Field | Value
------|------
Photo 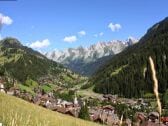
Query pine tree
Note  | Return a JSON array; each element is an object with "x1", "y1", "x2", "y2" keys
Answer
[
  {"x1": 78, "y1": 103, "x2": 90, "y2": 120},
  {"x1": 162, "y1": 89, "x2": 168, "y2": 109}
]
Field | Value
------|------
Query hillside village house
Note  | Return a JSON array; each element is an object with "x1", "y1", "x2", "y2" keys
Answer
[
  {"x1": 134, "y1": 112, "x2": 167, "y2": 126},
  {"x1": 6, "y1": 86, "x2": 20, "y2": 96},
  {"x1": 54, "y1": 105, "x2": 80, "y2": 117},
  {"x1": 89, "y1": 105, "x2": 119, "y2": 126},
  {"x1": 0, "y1": 77, "x2": 5, "y2": 92},
  {"x1": 103, "y1": 94, "x2": 118, "y2": 103},
  {"x1": 0, "y1": 77, "x2": 20, "y2": 96},
  {"x1": 0, "y1": 83, "x2": 5, "y2": 93},
  {"x1": 148, "y1": 112, "x2": 160, "y2": 123},
  {"x1": 161, "y1": 117, "x2": 168, "y2": 125},
  {"x1": 6, "y1": 87, "x2": 14, "y2": 95},
  {"x1": 32, "y1": 92, "x2": 56, "y2": 106}
]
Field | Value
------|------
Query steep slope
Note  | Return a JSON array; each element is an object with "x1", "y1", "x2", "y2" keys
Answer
[
  {"x1": 45, "y1": 38, "x2": 138, "y2": 76},
  {"x1": 0, "y1": 93, "x2": 101, "y2": 126},
  {"x1": 0, "y1": 38, "x2": 82, "y2": 87},
  {"x1": 68, "y1": 55, "x2": 114, "y2": 76},
  {"x1": 89, "y1": 17, "x2": 168, "y2": 98}
]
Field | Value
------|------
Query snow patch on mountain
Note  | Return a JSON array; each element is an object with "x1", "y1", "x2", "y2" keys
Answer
[{"x1": 45, "y1": 38, "x2": 138, "y2": 64}]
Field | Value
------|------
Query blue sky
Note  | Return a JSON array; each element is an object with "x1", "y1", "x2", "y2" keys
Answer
[{"x1": 0, "y1": 0, "x2": 168, "y2": 52}]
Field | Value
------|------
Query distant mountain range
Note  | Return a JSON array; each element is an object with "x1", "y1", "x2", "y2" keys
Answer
[
  {"x1": 45, "y1": 38, "x2": 138, "y2": 76},
  {"x1": 89, "y1": 17, "x2": 168, "y2": 98}
]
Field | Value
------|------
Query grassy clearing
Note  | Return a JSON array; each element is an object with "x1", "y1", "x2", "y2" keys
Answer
[
  {"x1": 110, "y1": 64, "x2": 128, "y2": 76},
  {"x1": 41, "y1": 84, "x2": 53, "y2": 93},
  {"x1": 62, "y1": 74, "x2": 74, "y2": 83},
  {"x1": 0, "y1": 93, "x2": 102, "y2": 126},
  {"x1": 0, "y1": 52, "x2": 22, "y2": 64},
  {"x1": 18, "y1": 84, "x2": 35, "y2": 95},
  {"x1": 77, "y1": 86, "x2": 102, "y2": 98}
]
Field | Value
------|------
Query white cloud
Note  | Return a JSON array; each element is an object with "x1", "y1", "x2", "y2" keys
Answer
[
  {"x1": 0, "y1": 13, "x2": 13, "y2": 25},
  {"x1": 108, "y1": 22, "x2": 121, "y2": 32},
  {"x1": 94, "y1": 32, "x2": 104, "y2": 37},
  {"x1": 29, "y1": 39, "x2": 50, "y2": 49},
  {"x1": 63, "y1": 35, "x2": 77, "y2": 43},
  {"x1": 99, "y1": 32, "x2": 104, "y2": 36},
  {"x1": 78, "y1": 30, "x2": 86, "y2": 36},
  {"x1": 26, "y1": 43, "x2": 30, "y2": 46}
]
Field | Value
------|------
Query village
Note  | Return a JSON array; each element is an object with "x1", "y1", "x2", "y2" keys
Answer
[{"x1": 0, "y1": 78, "x2": 168, "y2": 126}]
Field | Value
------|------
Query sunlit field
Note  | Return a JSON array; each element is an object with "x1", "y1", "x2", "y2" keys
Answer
[{"x1": 0, "y1": 93, "x2": 102, "y2": 126}]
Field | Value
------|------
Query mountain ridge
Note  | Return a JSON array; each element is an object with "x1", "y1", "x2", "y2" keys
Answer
[{"x1": 45, "y1": 38, "x2": 138, "y2": 76}]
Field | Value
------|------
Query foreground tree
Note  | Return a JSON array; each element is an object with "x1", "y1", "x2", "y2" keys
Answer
[
  {"x1": 78, "y1": 103, "x2": 90, "y2": 120},
  {"x1": 162, "y1": 89, "x2": 168, "y2": 109}
]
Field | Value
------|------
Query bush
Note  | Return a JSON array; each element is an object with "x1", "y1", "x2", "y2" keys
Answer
[
  {"x1": 80, "y1": 83, "x2": 92, "y2": 89},
  {"x1": 4, "y1": 82, "x2": 13, "y2": 90},
  {"x1": 79, "y1": 104, "x2": 90, "y2": 120},
  {"x1": 162, "y1": 90, "x2": 168, "y2": 109},
  {"x1": 53, "y1": 91, "x2": 74, "y2": 102}
]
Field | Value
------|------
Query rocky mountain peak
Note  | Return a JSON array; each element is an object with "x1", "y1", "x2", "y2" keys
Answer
[
  {"x1": 45, "y1": 38, "x2": 138, "y2": 75},
  {"x1": 0, "y1": 37, "x2": 22, "y2": 48}
]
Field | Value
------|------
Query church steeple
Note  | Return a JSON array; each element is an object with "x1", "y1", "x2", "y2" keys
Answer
[{"x1": 74, "y1": 92, "x2": 78, "y2": 105}]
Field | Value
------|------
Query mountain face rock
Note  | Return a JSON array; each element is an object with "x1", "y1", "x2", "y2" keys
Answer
[{"x1": 45, "y1": 38, "x2": 138, "y2": 76}]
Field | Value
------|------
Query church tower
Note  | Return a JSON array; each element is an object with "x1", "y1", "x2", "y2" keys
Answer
[{"x1": 74, "y1": 92, "x2": 78, "y2": 105}]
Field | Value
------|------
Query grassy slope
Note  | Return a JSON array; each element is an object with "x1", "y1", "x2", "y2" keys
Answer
[
  {"x1": 0, "y1": 93, "x2": 101, "y2": 126},
  {"x1": 78, "y1": 86, "x2": 102, "y2": 99}
]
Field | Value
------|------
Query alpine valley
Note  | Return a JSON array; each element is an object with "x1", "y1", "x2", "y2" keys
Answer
[{"x1": 0, "y1": 14, "x2": 168, "y2": 126}]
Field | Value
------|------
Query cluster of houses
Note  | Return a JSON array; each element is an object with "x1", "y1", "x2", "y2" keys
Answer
[
  {"x1": 89, "y1": 105, "x2": 120, "y2": 125},
  {"x1": 134, "y1": 112, "x2": 168, "y2": 126},
  {"x1": 32, "y1": 91, "x2": 81, "y2": 117},
  {"x1": 102, "y1": 94, "x2": 148, "y2": 107},
  {"x1": 1, "y1": 79, "x2": 168, "y2": 126},
  {"x1": 30, "y1": 90, "x2": 122, "y2": 125}
]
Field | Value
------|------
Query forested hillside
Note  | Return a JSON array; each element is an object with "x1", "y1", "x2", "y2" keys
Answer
[
  {"x1": 0, "y1": 38, "x2": 83, "y2": 87},
  {"x1": 90, "y1": 17, "x2": 168, "y2": 98}
]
